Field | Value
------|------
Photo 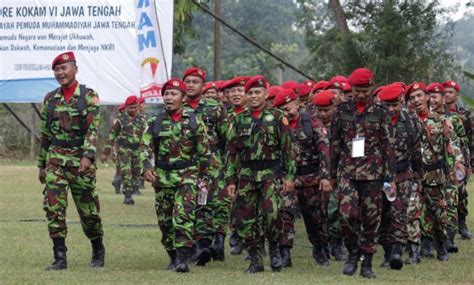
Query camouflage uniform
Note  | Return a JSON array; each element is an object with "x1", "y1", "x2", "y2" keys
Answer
[
  {"x1": 140, "y1": 110, "x2": 211, "y2": 250},
  {"x1": 288, "y1": 113, "x2": 330, "y2": 256},
  {"x1": 184, "y1": 98, "x2": 229, "y2": 244},
  {"x1": 225, "y1": 108, "x2": 296, "y2": 250},
  {"x1": 39, "y1": 84, "x2": 103, "y2": 241},
  {"x1": 330, "y1": 101, "x2": 395, "y2": 255},
  {"x1": 103, "y1": 111, "x2": 145, "y2": 199}
]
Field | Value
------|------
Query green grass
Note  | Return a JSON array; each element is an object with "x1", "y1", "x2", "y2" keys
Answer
[{"x1": 1, "y1": 165, "x2": 473, "y2": 284}]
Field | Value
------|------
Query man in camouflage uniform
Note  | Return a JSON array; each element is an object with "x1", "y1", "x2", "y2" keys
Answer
[
  {"x1": 377, "y1": 83, "x2": 423, "y2": 270},
  {"x1": 182, "y1": 67, "x2": 229, "y2": 265},
  {"x1": 273, "y1": 89, "x2": 332, "y2": 267},
  {"x1": 313, "y1": 90, "x2": 347, "y2": 261},
  {"x1": 428, "y1": 82, "x2": 469, "y2": 253},
  {"x1": 409, "y1": 82, "x2": 464, "y2": 261},
  {"x1": 137, "y1": 97, "x2": 147, "y2": 191},
  {"x1": 111, "y1": 103, "x2": 125, "y2": 194},
  {"x1": 443, "y1": 80, "x2": 473, "y2": 240},
  {"x1": 331, "y1": 68, "x2": 396, "y2": 278},
  {"x1": 38, "y1": 51, "x2": 104, "y2": 271},
  {"x1": 141, "y1": 78, "x2": 211, "y2": 273},
  {"x1": 226, "y1": 75, "x2": 296, "y2": 273},
  {"x1": 101, "y1": 96, "x2": 146, "y2": 205}
]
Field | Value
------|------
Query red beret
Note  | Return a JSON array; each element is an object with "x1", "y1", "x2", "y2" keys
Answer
[
  {"x1": 312, "y1": 90, "x2": 334, "y2": 106},
  {"x1": 313, "y1": 81, "x2": 329, "y2": 92},
  {"x1": 52, "y1": 51, "x2": 76, "y2": 70},
  {"x1": 325, "y1": 78, "x2": 344, "y2": 90},
  {"x1": 348, "y1": 68, "x2": 374, "y2": 87},
  {"x1": 426, "y1": 82, "x2": 445, "y2": 94},
  {"x1": 214, "y1": 80, "x2": 224, "y2": 91},
  {"x1": 182, "y1": 67, "x2": 206, "y2": 81},
  {"x1": 443, "y1": 80, "x2": 460, "y2": 92},
  {"x1": 224, "y1": 76, "x2": 251, "y2": 89},
  {"x1": 118, "y1": 104, "x2": 125, "y2": 111},
  {"x1": 125, "y1": 95, "x2": 138, "y2": 106},
  {"x1": 203, "y1": 82, "x2": 217, "y2": 93},
  {"x1": 268, "y1": 86, "x2": 283, "y2": 99},
  {"x1": 298, "y1": 83, "x2": 312, "y2": 97},
  {"x1": 302, "y1": 80, "x2": 316, "y2": 87},
  {"x1": 378, "y1": 83, "x2": 405, "y2": 102},
  {"x1": 341, "y1": 82, "x2": 352, "y2": 92},
  {"x1": 273, "y1": 89, "x2": 298, "y2": 107},
  {"x1": 161, "y1": 78, "x2": 187, "y2": 95},
  {"x1": 330, "y1": 75, "x2": 349, "y2": 84},
  {"x1": 281, "y1": 81, "x2": 300, "y2": 95},
  {"x1": 406, "y1": 82, "x2": 426, "y2": 95},
  {"x1": 244, "y1": 75, "x2": 268, "y2": 93}
]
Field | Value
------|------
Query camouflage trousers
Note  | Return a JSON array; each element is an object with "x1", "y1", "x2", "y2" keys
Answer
[
  {"x1": 279, "y1": 189, "x2": 296, "y2": 247},
  {"x1": 328, "y1": 186, "x2": 342, "y2": 239},
  {"x1": 421, "y1": 185, "x2": 448, "y2": 242},
  {"x1": 43, "y1": 162, "x2": 103, "y2": 240},
  {"x1": 118, "y1": 149, "x2": 141, "y2": 195},
  {"x1": 406, "y1": 184, "x2": 423, "y2": 244},
  {"x1": 231, "y1": 178, "x2": 282, "y2": 250},
  {"x1": 379, "y1": 179, "x2": 412, "y2": 245},
  {"x1": 458, "y1": 181, "x2": 469, "y2": 225},
  {"x1": 155, "y1": 184, "x2": 197, "y2": 250},
  {"x1": 113, "y1": 161, "x2": 122, "y2": 187},
  {"x1": 446, "y1": 183, "x2": 459, "y2": 232},
  {"x1": 339, "y1": 178, "x2": 382, "y2": 254},
  {"x1": 296, "y1": 185, "x2": 329, "y2": 246}
]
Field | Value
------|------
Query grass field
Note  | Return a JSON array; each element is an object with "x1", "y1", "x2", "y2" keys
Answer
[{"x1": 1, "y1": 164, "x2": 473, "y2": 284}]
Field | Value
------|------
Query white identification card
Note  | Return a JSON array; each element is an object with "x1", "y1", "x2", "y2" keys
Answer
[{"x1": 352, "y1": 136, "x2": 365, "y2": 158}]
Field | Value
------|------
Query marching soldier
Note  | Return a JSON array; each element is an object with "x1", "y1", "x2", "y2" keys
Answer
[{"x1": 39, "y1": 51, "x2": 104, "y2": 270}]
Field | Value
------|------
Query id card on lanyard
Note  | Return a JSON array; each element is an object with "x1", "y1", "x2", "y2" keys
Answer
[{"x1": 352, "y1": 135, "x2": 365, "y2": 158}]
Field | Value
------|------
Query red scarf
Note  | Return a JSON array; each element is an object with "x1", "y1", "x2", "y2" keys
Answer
[
  {"x1": 355, "y1": 102, "x2": 366, "y2": 113},
  {"x1": 234, "y1": 106, "x2": 246, "y2": 115},
  {"x1": 62, "y1": 81, "x2": 78, "y2": 103},
  {"x1": 289, "y1": 114, "x2": 300, "y2": 129},
  {"x1": 251, "y1": 109, "x2": 262, "y2": 119},
  {"x1": 418, "y1": 111, "x2": 429, "y2": 122},
  {"x1": 391, "y1": 115, "x2": 399, "y2": 125},
  {"x1": 187, "y1": 97, "x2": 201, "y2": 109},
  {"x1": 170, "y1": 109, "x2": 183, "y2": 122}
]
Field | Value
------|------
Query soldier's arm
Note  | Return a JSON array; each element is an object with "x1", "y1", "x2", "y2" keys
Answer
[
  {"x1": 454, "y1": 115, "x2": 470, "y2": 167},
  {"x1": 102, "y1": 118, "x2": 121, "y2": 156},
  {"x1": 280, "y1": 115, "x2": 296, "y2": 181},
  {"x1": 444, "y1": 116, "x2": 463, "y2": 169},
  {"x1": 38, "y1": 96, "x2": 53, "y2": 168},
  {"x1": 225, "y1": 117, "x2": 239, "y2": 185},
  {"x1": 381, "y1": 109, "x2": 396, "y2": 183},
  {"x1": 329, "y1": 109, "x2": 341, "y2": 179},
  {"x1": 216, "y1": 104, "x2": 229, "y2": 150},
  {"x1": 196, "y1": 119, "x2": 212, "y2": 178},
  {"x1": 411, "y1": 118, "x2": 424, "y2": 180},
  {"x1": 140, "y1": 117, "x2": 155, "y2": 175},
  {"x1": 82, "y1": 90, "x2": 100, "y2": 161},
  {"x1": 313, "y1": 119, "x2": 330, "y2": 180}
]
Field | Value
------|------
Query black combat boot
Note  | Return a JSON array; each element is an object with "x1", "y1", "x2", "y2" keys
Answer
[
  {"x1": 360, "y1": 253, "x2": 376, "y2": 279},
  {"x1": 268, "y1": 241, "x2": 282, "y2": 272},
  {"x1": 380, "y1": 244, "x2": 391, "y2": 268},
  {"x1": 166, "y1": 250, "x2": 177, "y2": 270},
  {"x1": 90, "y1": 238, "x2": 105, "y2": 267},
  {"x1": 211, "y1": 233, "x2": 225, "y2": 261},
  {"x1": 280, "y1": 245, "x2": 292, "y2": 268},
  {"x1": 111, "y1": 180, "x2": 121, "y2": 194},
  {"x1": 404, "y1": 242, "x2": 421, "y2": 264},
  {"x1": 312, "y1": 243, "x2": 329, "y2": 267},
  {"x1": 194, "y1": 239, "x2": 212, "y2": 266},
  {"x1": 433, "y1": 239, "x2": 449, "y2": 261},
  {"x1": 331, "y1": 237, "x2": 347, "y2": 261},
  {"x1": 123, "y1": 192, "x2": 135, "y2": 205},
  {"x1": 389, "y1": 242, "x2": 404, "y2": 270},
  {"x1": 420, "y1": 237, "x2": 434, "y2": 258},
  {"x1": 459, "y1": 218, "x2": 472, "y2": 240},
  {"x1": 175, "y1": 247, "x2": 190, "y2": 273},
  {"x1": 259, "y1": 237, "x2": 266, "y2": 257},
  {"x1": 446, "y1": 228, "x2": 459, "y2": 253},
  {"x1": 244, "y1": 248, "x2": 264, "y2": 273},
  {"x1": 45, "y1": 238, "x2": 67, "y2": 271},
  {"x1": 342, "y1": 243, "x2": 359, "y2": 276}
]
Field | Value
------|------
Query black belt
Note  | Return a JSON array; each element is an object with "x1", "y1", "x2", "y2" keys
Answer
[
  {"x1": 297, "y1": 163, "x2": 319, "y2": 175},
  {"x1": 118, "y1": 139, "x2": 140, "y2": 149},
  {"x1": 50, "y1": 137, "x2": 84, "y2": 148},
  {"x1": 396, "y1": 160, "x2": 410, "y2": 173},
  {"x1": 423, "y1": 160, "x2": 445, "y2": 172},
  {"x1": 241, "y1": 160, "x2": 280, "y2": 171},
  {"x1": 155, "y1": 160, "x2": 194, "y2": 171}
]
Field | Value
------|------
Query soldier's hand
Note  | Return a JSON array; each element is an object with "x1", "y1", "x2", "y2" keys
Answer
[
  {"x1": 144, "y1": 170, "x2": 156, "y2": 183},
  {"x1": 390, "y1": 182, "x2": 397, "y2": 197},
  {"x1": 283, "y1": 180, "x2": 294, "y2": 193},
  {"x1": 79, "y1": 157, "x2": 92, "y2": 173},
  {"x1": 226, "y1": 184, "x2": 236, "y2": 199},
  {"x1": 38, "y1": 168, "x2": 46, "y2": 184},
  {"x1": 319, "y1": 179, "x2": 332, "y2": 192},
  {"x1": 100, "y1": 153, "x2": 108, "y2": 164}
]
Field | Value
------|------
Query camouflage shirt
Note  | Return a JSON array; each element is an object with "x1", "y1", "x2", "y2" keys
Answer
[
  {"x1": 449, "y1": 106, "x2": 472, "y2": 168},
  {"x1": 443, "y1": 109, "x2": 470, "y2": 169},
  {"x1": 38, "y1": 83, "x2": 99, "y2": 168},
  {"x1": 225, "y1": 108, "x2": 296, "y2": 184},
  {"x1": 330, "y1": 101, "x2": 396, "y2": 181},
  {"x1": 140, "y1": 110, "x2": 211, "y2": 188},
  {"x1": 103, "y1": 112, "x2": 145, "y2": 154}
]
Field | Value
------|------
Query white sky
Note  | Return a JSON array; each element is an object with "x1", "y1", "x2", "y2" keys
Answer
[{"x1": 439, "y1": 0, "x2": 473, "y2": 20}]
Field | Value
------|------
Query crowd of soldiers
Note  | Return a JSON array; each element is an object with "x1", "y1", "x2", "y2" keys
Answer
[{"x1": 38, "y1": 51, "x2": 472, "y2": 278}]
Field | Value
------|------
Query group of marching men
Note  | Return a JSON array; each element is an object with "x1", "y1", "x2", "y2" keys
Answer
[{"x1": 39, "y1": 51, "x2": 472, "y2": 278}]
